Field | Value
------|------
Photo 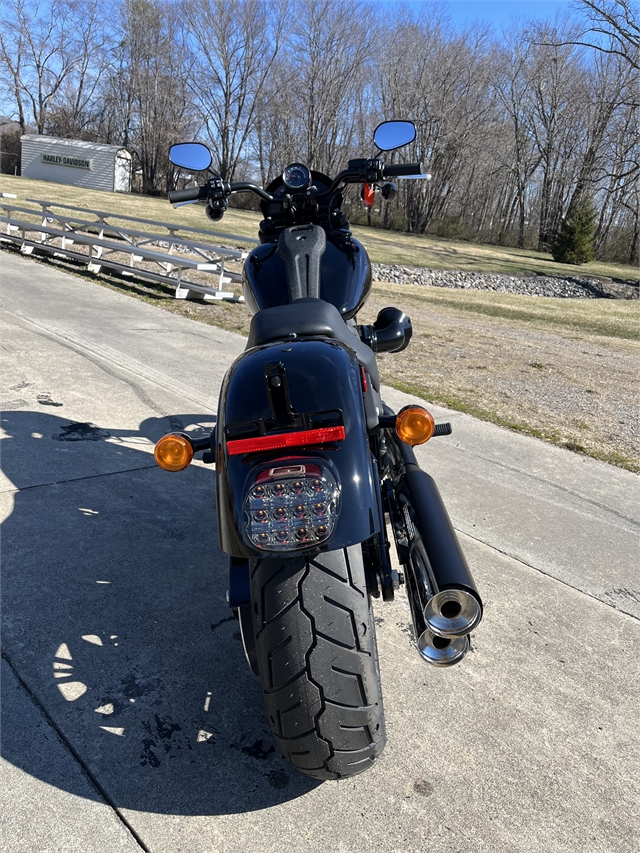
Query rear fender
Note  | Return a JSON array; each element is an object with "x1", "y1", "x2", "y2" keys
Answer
[{"x1": 216, "y1": 339, "x2": 380, "y2": 557}]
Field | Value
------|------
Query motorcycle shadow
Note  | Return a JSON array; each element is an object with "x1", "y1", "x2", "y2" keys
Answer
[{"x1": 1, "y1": 409, "x2": 321, "y2": 816}]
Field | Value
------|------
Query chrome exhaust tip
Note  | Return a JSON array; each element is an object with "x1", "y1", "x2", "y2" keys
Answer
[
  {"x1": 417, "y1": 629, "x2": 469, "y2": 667},
  {"x1": 424, "y1": 588, "x2": 481, "y2": 638}
]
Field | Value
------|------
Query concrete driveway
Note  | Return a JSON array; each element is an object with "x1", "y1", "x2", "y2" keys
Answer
[{"x1": 1, "y1": 249, "x2": 639, "y2": 853}]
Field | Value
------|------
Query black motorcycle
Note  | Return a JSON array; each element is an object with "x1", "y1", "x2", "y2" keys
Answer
[{"x1": 155, "y1": 121, "x2": 482, "y2": 780}]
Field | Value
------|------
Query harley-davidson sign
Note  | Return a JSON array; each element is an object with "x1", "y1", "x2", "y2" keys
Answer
[{"x1": 41, "y1": 153, "x2": 92, "y2": 169}]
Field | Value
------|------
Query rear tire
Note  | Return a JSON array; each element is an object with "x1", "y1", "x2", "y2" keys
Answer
[{"x1": 250, "y1": 545, "x2": 386, "y2": 780}]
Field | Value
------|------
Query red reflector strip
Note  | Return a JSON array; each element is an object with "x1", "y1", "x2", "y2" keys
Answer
[
  {"x1": 227, "y1": 426, "x2": 346, "y2": 456},
  {"x1": 360, "y1": 365, "x2": 368, "y2": 392}
]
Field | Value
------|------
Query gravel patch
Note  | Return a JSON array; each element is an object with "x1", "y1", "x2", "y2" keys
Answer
[{"x1": 371, "y1": 263, "x2": 639, "y2": 300}]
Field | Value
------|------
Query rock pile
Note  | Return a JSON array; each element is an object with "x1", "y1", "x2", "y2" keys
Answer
[
  {"x1": 371, "y1": 263, "x2": 639, "y2": 299},
  {"x1": 151, "y1": 238, "x2": 638, "y2": 299}
]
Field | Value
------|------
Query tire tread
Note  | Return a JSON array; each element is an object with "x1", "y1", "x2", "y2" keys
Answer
[{"x1": 251, "y1": 546, "x2": 385, "y2": 779}]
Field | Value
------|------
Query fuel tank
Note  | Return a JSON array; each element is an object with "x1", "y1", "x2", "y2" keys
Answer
[
  {"x1": 243, "y1": 232, "x2": 372, "y2": 319},
  {"x1": 216, "y1": 339, "x2": 380, "y2": 557}
]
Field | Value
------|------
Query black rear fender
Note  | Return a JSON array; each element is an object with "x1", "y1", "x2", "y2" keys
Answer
[{"x1": 216, "y1": 339, "x2": 380, "y2": 557}]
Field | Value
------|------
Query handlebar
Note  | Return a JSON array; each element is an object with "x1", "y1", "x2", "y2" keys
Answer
[
  {"x1": 228, "y1": 181, "x2": 274, "y2": 202},
  {"x1": 167, "y1": 185, "x2": 208, "y2": 204},
  {"x1": 383, "y1": 162, "x2": 424, "y2": 177},
  {"x1": 168, "y1": 160, "x2": 428, "y2": 208}
]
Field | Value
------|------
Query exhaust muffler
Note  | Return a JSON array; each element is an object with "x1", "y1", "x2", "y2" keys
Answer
[
  {"x1": 401, "y1": 532, "x2": 473, "y2": 667},
  {"x1": 424, "y1": 588, "x2": 482, "y2": 639},
  {"x1": 388, "y1": 438, "x2": 483, "y2": 666},
  {"x1": 418, "y1": 629, "x2": 469, "y2": 667}
]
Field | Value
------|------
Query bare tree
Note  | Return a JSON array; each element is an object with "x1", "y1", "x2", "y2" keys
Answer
[
  {"x1": 249, "y1": 59, "x2": 308, "y2": 185},
  {"x1": 0, "y1": 0, "x2": 635, "y2": 261},
  {"x1": 287, "y1": 0, "x2": 373, "y2": 174},
  {"x1": 45, "y1": 0, "x2": 113, "y2": 138},
  {"x1": 593, "y1": 89, "x2": 639, "y2": 262},
  {"x1": 493, "y1": 35, "x2": 541, "y2": 247},
  {"x1": 573, "y1": 0, "x2": 640, "y2": 69},
  {"x1": 378, "y1": 9, "x2": 499, "y2": 235},
  {"x1": 0, "y1": 10, "x2": 26, "y2": 131},
  {"x1": 182, "y1": 0, "x2": 290, "y2": 181},
  {"x1": 565, "y1": 49, "x2": 634, "y2": 217},
  {"x1": 0, "y1": 0, "x2": 90, "y2": 134},
  {"x1": 521, "y1": 21, "x2": 586, "y2": 250},
  {"x1": 101, "y1": 0, "x2": 196, "y2": 192},
  {"x1": 247, "y1": 0, "x2": 375, "y2": 184}
]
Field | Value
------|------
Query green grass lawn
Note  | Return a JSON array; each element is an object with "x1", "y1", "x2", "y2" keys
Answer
[
  {"x1": 1, "y1": 174, "x2": 637, "y2": 281},
  {"x1": 0, "y1": 174, "x2": 260, "y2": 246},
  {"x1": 351, "y1": 225, "x2": 638, "y2": 282},
  {"x1": 394, "y1": 285, "x2": 639, "y2": 341}
]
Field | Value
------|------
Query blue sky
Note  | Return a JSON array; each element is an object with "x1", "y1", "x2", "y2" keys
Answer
[{"x1": 388, "y1": 0, "x2": 575, "y2": 29}]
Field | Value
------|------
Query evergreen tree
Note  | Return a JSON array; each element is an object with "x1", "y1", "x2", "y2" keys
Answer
[{"x1": 552, "y1": 196, "x2": 598, "y2": 264}]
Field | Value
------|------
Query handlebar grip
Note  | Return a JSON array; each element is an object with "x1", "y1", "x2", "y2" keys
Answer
[
  {"x1": 383, "y1": 162, "x2": 424, "y2": 177},
  {"x1": 167, "y1": 185, "x2": 208, "y2": 204}
]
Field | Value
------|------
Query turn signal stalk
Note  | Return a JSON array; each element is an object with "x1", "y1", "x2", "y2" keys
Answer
[{"x1": 154, "y1": 433, "x2": 194, "y2": 472}]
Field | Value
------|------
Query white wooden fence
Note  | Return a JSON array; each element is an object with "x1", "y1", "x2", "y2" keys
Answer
[{"x1": 0, "y1": 197, "x2": 259, "y2": 302}]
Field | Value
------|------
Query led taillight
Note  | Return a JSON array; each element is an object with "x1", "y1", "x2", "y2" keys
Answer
[
  {"x1": 243, "y1": 460, "x2": 340, "y2": 552},
  {"x1": 227, "y1": 426, "x2": 345, "y2": 456}
]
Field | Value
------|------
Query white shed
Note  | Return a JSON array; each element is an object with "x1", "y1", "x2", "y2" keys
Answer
[{"x1": 21, "y1": 136, "x2": 132, "y2": 193}]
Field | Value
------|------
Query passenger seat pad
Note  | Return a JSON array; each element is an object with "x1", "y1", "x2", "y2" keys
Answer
[{"x1": 247, "y1": 298, "x2": 380, "y2": 391}]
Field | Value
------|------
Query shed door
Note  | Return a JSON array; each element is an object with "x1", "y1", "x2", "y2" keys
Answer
[{"x1": 114, "y1": 155, "x2": 131, "y2": 193}]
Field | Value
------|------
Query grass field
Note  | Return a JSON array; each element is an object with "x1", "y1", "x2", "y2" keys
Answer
[
  {"x1": 2, "y1": 174, "x2": 638, "y2": 471},
  {"x1": 358, "y1": 283, "x2": 639, "y2": 472},
  {"x1": 1, "y1": 174, "x2": 638, "y2": 281}
]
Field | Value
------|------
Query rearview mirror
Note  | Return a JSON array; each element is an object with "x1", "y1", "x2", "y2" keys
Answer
[
  {"x1": 169, "y1": 142, "x2": 212, "y2": 171},
  {"x1": 373, "y1": 120, "x2": 416, "y2": 151}
]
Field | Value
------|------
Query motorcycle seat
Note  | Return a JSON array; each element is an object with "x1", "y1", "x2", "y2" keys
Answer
[{"x1": 246, "y1": 298, "x2": 380, "y2": 391}]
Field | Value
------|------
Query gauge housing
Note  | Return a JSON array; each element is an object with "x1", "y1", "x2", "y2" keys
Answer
[{"x1": 282, "y1": 162, "x2": 311, "y2": 191}]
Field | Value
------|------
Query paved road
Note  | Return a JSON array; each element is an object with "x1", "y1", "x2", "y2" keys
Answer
[{"x1": 1, "y1": 249, "x2": 639, "y2": 853}]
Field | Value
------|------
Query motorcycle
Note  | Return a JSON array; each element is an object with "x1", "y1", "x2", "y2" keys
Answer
[{"x1": 154, "y1": 120, "x2": 483, "y2": 780}]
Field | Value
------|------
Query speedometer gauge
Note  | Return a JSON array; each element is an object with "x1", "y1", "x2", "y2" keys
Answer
[{"x1": 282, "y1": 163, "x2": 311, "y2": 191}]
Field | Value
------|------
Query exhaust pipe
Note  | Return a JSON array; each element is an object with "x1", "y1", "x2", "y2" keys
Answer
[
  {"x1": 418, "y1": 629, "x2": 469, "y2": 667},
  {"x1": 388, "y1": 437, "x2": 483, "y2": 666},
  {"x1": 424, "y1": 588, "x2": 481, "y2": 639},
  {"x1": 401, "y1": 532, "x2": 473, "y2": 667}
]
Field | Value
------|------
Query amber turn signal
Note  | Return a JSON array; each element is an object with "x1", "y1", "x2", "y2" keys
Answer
[
  {"x1": 395, "y1": 406, "x2": 435, "y2": 446},
  {"x1": 154, "y1": 433, "x2": 194, "y2": 472}
]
